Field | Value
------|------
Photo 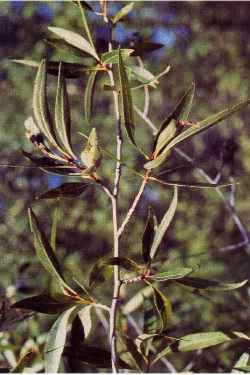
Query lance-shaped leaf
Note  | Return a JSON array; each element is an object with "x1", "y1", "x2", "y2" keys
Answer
[
  {"x1": 127, "y1": 65, "x2": 158, "y2": 88},
  {"x1": 151, "y1": 285, "x2": 172, "y2": 332},
  {"x1": 142, "y1": 207, "x2": 156, "y2": 264},
  {"x1": 51, "y1": 205, "x2": 60, "y2": 252},
  {"x1": 78, "y1": 306, "x2": 92, "y2": 339},
  {"x1": 55, "y1": 63, "x2": 74, "y2": 157},
  {"x1": 234, "y1": 367, "x2": 250, "y2": 373},
  {"x1": 122, "y1": 286, "x2": 153, "y2": 315},
  {"x1": 73, "y1": 0, "x2": 94, "y2": 12},
  {"x1": 176, "y1": 277, "x2": 248, "y2": 292},
  {"x1": 143, "y1": 295, "x2": 158, "y2": 335},
  {"x1": 233, "y1": 353, "x2": 250, "y2": 373},
  {"x1": 48, "y1": 27, "x2": 99, "y2": 61},
  {"x1": 112, "y1": 2, "x2": 134, "y2": 24},
  {"x1": 101, "y1": 49, "x2": 134, "y2": 64},
  {"x1": 63, "y1": 345, "x2": 131, "y2": 369},
  {"x1": 36, "y1": 182, "x2": 89, "y2": 200},
  {"x1": 130, "y1": 42, "x2": 164, "y2": 56},
  {"x1": 80, "y1": 128, "x2": 102, "y2": 171},
  {"x1": 148, "y1": 267, "x2": 193, "y2": 282},
  {"x1": 11, "y1": 294, "x2": 76, "y2": 315},
  {"x1": 44, "y1": 38, "x2": 90, "y2": 58},
  {"x1": 123, "y1": 336, "x2": 145, "y2": 372},
  {"x1": 11, "y1": 350, "x2": 37, "y2": 373},
  {"x1": 14, "y1": 59, "x2": 104, "y2": 78},
  {"x1": 84, "y1": 70, "x2": 98, "y2": 125},
  {"x1": 153, "y1": 331, "x2": 231, "y2": 365},
  {"x1": 117, "y1": 49, "x2": 137, "y2": 147},
  {"x1": 161, "y1": 99, "x2": 250, "y2": 157},
  {"x1": 45, "y1": 306, "x2": 78, "y2": 373},
  {"x1": 153, "y1": 119, "x2": 177, "y2": 158},
  {"x1": 150, "y1": 186, "x2": 178, "y2": 261},
  {"x1": 33, "y1": 59, "x2": 57, "y2": 146},
  {"x1": 28, "y1": 208, "x2": 77, "y2": 296}
]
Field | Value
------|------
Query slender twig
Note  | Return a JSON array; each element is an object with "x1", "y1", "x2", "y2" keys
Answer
[
  {"x1": 136, "y1": 107, "x2": 250, "y2": 255},
  {"x1": 118, "y1": 171, "x2": 150, "y2": 238}
]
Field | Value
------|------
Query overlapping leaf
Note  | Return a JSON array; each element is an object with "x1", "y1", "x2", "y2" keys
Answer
[
  {"x1": 176, "y1": 276, "x2": 248, "y2": 292},
  {"x1": 101, "y1": 49, "x2": 134, "y2": 64},
  {"x1": 151, "y1": 285, "x2": 172, "y2": 332},
  {"x1": 84, "y1": 70, "x2": 98, "y2": 125},
  {"x1": 36, "y1": 182, "x2": 89, "y2": 200},
  {"x1": 148, "y1": 267, "x2": 193, "y2": 282},
  {"x1": 142, "y1": 207, "x2": 156, "y2": 264}
]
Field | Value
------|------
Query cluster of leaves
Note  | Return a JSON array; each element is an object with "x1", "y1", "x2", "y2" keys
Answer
[{"x1": 3, "y1": 1, "x2": 250, "y2": 372}]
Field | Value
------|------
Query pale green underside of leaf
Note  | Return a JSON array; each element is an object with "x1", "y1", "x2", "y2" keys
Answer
[
  {"x1": 84, "y1": 70, "x2": 98, "y2": 125},
  {"x1": 45, "y1": 306, "x2": 77, "y2": 373},
  {"x1": 126, "y1": 65, "x2": 158, "y2": 88},
  {"x1": 233, "y1": 353, "x2": 250, "y2": 373},
  {"x1": 101, "y1": 49, "x2": 134, "y2": 64},
  {"x1": 122, "y1": 286, "x2": 153, "y2": 315},
  {"x1": 48, "y1": 26, "x2": 99, "y2": 61},
  {"x1": 145, "y1": 99, "x2": 250, "y2": 170},
  {"x1": 150, "y1": 186, "x2": 178, "y2": 260},
  {"x1": 149, "y1": 267, "x2": 193, "y2": 281},
  {"x1": 78, "y1": 305, "x2": 92, "y2": 339},
  {"x1": 55, "y1": 63, "x2": 74, "y2": 157},
  {"x1": 112, "y1": 2, "x2": 134, "y2": 24}
]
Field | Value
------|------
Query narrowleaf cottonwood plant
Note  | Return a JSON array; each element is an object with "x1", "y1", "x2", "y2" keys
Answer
[{"x1": 10, "y1": 1, "x2": 250, "y2": 373}]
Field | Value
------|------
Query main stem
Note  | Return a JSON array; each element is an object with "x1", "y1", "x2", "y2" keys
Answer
[{"x1": 108, "y1": 64, "x2": 123, "y2": 371}]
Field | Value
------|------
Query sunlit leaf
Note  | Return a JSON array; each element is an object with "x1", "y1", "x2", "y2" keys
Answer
[
  {"x1": 48, "y1": 27, "x2": 99, "y2": 61},
  {"x1": 153, "y1": 119, "x2": 177, "y2": 158},
  {"x1": 36, "y1": 182, "x2": 89, "y2": 200},
  {"x1": 142, "y1": 207, "x2": 155, "y2": 264},
  {"x1": 148, "y1": 267, "x2": 193, "y2": 282},
  {"x1": 55, "y1": 62, "x2": 74, "y2": 157},
  {"x1": 150, "y1": 186, "x2": 178, "y2": 260},
  {"x1": 112, "y1": 2, "x2": 134, "y2": 24},
  {"x1": 84, "y1": 70, "x2": 98, "y2": 125},
  {"x1": 44, "y1": 38, "x2": 89, "y2": 58},
  {"x1": 78, "y1": 305, "x2": 92, "y2": 339},
  {"x1": 11, "y1": 349, "x2": 37, "y2": 373},
  {"x1": 80, "y1": 128, "x2": 102, "y2": 171},
  {"x1": 122, "y1": 286, "x2": 153, "y2": 315},
  {"x1": 127, "y1": 65, "x2": 158, "y2": 88},
  {"x1": 233, "y1": 353, "x2": 250, "y2": 373},
  {"x1": 33, "y1": 59, "x2": 57, "y2": 146},
  {"x1": 101, "y1": 49, "x2": 134, "y2": 64},
  {"x1": 177, "y1": 277, "x2": 248, "y2": 292},
  {"x1": 11, "y1": 294, "x2": 75, "y2": 315},
  {"x1": 45, "y1": 306, "x2": 78, "y2": 373},
  {"x1": 234, "y1": 367, "x2": 250, "y2": 373}
]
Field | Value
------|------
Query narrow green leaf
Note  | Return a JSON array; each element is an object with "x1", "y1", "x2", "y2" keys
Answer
[
  {"x1": 152, "y1": 286, "x2": 172, "y2": 332},
  {"x1": 36, "y1": 182, "x2": 89, "y2": 200},
  {"x1": 150, "y1": 177, "x2": 234, "y2": 189},
  {"x1": 148, "y1": 267, "x2": 193, "y2": 282},
  {"x1": 154, "y1": 119, "x2": 177, "y2": 158},
  {"x1": 55, "y1": 62, "x2": 74, "y2": 157},
  {"x1": 101, "y1": 49, "x2": 134, "y2": 64},
  {"x1": 176, "y1": 277, "x2": 248, "y2": 292},
  {"x1": 78, "y1": 305, "x2": 92, "y2": 339},
  {"x1": 127, "y1": 65, "x2": 158, "y2": 88},
  {"x1": 11, "y1": 294, "x2": 75, "y2": 315},
  {"x1": 84, "y1": 70, "x2": 98, "y2": 125},
  {"x1": 143, "y1": 295, "x2": 158, "y2": 335},
  {"x1": 50, "y1": 205, "x2": 60, "y2": 252},
  {"x1": 76, "y1": 0, "x2": 95, "y2": 49},
  {"x1": 234, "y1": 367, "x2": 250, "y2": 373},
  {"x1": 122, "y1": 286, "x2": 153, "y2": 315},
  {"x1": 48, "y1": 27, "x2": 99, "y2": 61},
  {"x1": 33, "y1": 59, "x2": 57, "y2": 146},
  {"x1": 233, "y1": 353, "x2": 250, "y2": 373},
  {"x1": 123, "y1": 336, "x2": 145, "y2": 372},
  {"x1": 150, "y1": 187, "x2": 178, "y2": 260},
  {"x1": 45, "y1": 306, "x2": 77, "y2": 373},
  {"x1": 28, "y1": 208, "x2": 77, "y2": 296},
  {"x1": 142, "y1": 207, "x2": 155, "y2": 264},
  {"x1": 117, "y1": 49, "x2": 137, "y2": 147},
  {"x1": 73, "y1": 0, "x2": 94, "y2": 12},
  {"x1": 112, "y1": 2, "x2": 134, "y2": 24},
  {"x1": 163, "y1": 99, "x2": 250, "y2": 154},
  {"x1": 44, "y1": 38, "x2": 89, "y2": 58},
  {"x1": 130, "y1": 41, "x2": 164, "y2": 56},
  {"x1": 80, "y1": 128, "x2": 102, "y2": 171}
]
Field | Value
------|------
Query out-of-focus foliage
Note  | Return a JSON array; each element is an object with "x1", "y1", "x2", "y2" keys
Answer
[{"x1": 0, "y1": 1, "x2": 249, "y2": 372}]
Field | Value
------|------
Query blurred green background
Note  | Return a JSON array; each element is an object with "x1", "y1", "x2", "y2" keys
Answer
[{"x1": 0, "y1": 1, "x2": 249, "y2": 372}]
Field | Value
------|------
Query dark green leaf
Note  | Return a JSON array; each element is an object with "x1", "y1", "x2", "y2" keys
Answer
[
  {"x1": 73, "y1": 0, "x2": 94, "y2": 12},
  {"x1": 11, "y1": 294, "x2": 75, "y2": 315},
  {"x1": 50, "y1": 205, "x2": 60, "y2": 252},
  {"x1": 101, "y1": 49, "x2": 134, "y2": 64},
  {"x1": 45, "y1": 306, "x2": 78, "y2": 373},
  {"x1": 63, "y1": 345, "x2": 130, "y2": 369},
  {"x1": 48, "y1": 27, "x2": 99, "y2": 61},
  {"x1": 84, "y1": 70, "x2": 98, "y2": 125},
  {"x1": 148, "y1": 267, "x2": 193, "y2": 282},
  {"x1": 177, "y1": 277, "x2": 248, "y2": 292},
  {"x1": 130, "y1": 42, "x2": 164, "y2": 56},
  {"x1": 152, "y1": 285, "x2": 172, "y2": 332},
  {"x1": 112, "y1": 2, "x2": 134, "y2": 24},
  {"x1": 150, "y1": 186, "x2": 178, "y2": 260},
  {"x1": 234, "y1": 367, "x2": 250, "y2": 373},
  {"x1": 55, "y1": 63, "x2": 74, "y2": 157},
  {"x1": 36, "y1": 182, "x2": 89, "y2": 200},
  {"x1": 143, "y1": 295, "x2": 158, "y2": 335},
  {"x1": 116, "y1": 49, "x2": 137, "y2": 147},
  {"x1": 11, "y1": 350, "x2": 37, "y2": 373},
  {"x1": 33, "y1": 59, "x2": 57, "y2": 146},
  {"x1": 142, "y1": 207, "x2": 155, "y2": 264},
  {"x1": 163, "y1": 99, "x2": 250, "y2": 155},
  {"x1": 123, "y1": 337, "x2": 145, "y2": 371}
]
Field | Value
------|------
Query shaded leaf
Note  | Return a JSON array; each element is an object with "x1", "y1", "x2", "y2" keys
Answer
[
  {"x1": 148, "y1": 267, "x2": 193, "y2": 282},
  {"x1": 177, "y1": 277, "x2": 248, "y2": 292},
  {"x1": 11, "y1": 350, "x2": 37, "y2": 373},
  {"x1": 150, "y1": 177, "x2": 234, "y2": 189},
  {"x1": 33, "y1": 59, "x2": 57, "y2": 146},
  {"x1": 130, "y1": 41, "x2": 164, "y2": 56},
  {"x1": 101, "y1": 49, "x2": 134, "y2": 64},
  {"x1": 150, "y1": 186, "x2": 178, "y2": 260},
  {"x1": 78, "y1": 306, "x2": 92, "y2": 339},
  {"x1": 48, "y1": 27, "x2": 99, "y2": 61},
  {"x1": 116, "y1": 49, "x2": 137, "y2": 148},
  {"x1": 73, "y1": 1, "x2": 94, "y2": 13},
  {"x1": 127, "y1": 65, "x2": 158, "y2": 88},
  {"x1": 45, "y1": 306, "x2": 77, "y2": 373},
  {"x1": 112, "y1": 2, "x2": 134, "y2": 24},
  {"x1": 234, "y1": 367, "x2": 250, "y2": 373},
  {"x1": 143, "y1": 295, "x2": 158, "y2": 335},
  {"x1": 50, "y1": 205, "x2": 60, "y2": 252},
  {"x1": 11, "y1": 294, "x2": 75, "y2": 315},
  {"x1": 123, "y1": 336, "x2": 145, "y2": 372},
  {"x1": 55, "y1": 62, "x2": 74, "y2": 157},
  {"x1": 84, "y1": 70, "x2": 98, "y2": 125},
  {"x1": 36, "y1": 182, "x2": 89, "y2": 200},
  {"x1": 142, "y1": 207, "x2": 155, "y2": 264},
  {"x1": 152, "y1": 285, "x2": 172, "y2": 332}
]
